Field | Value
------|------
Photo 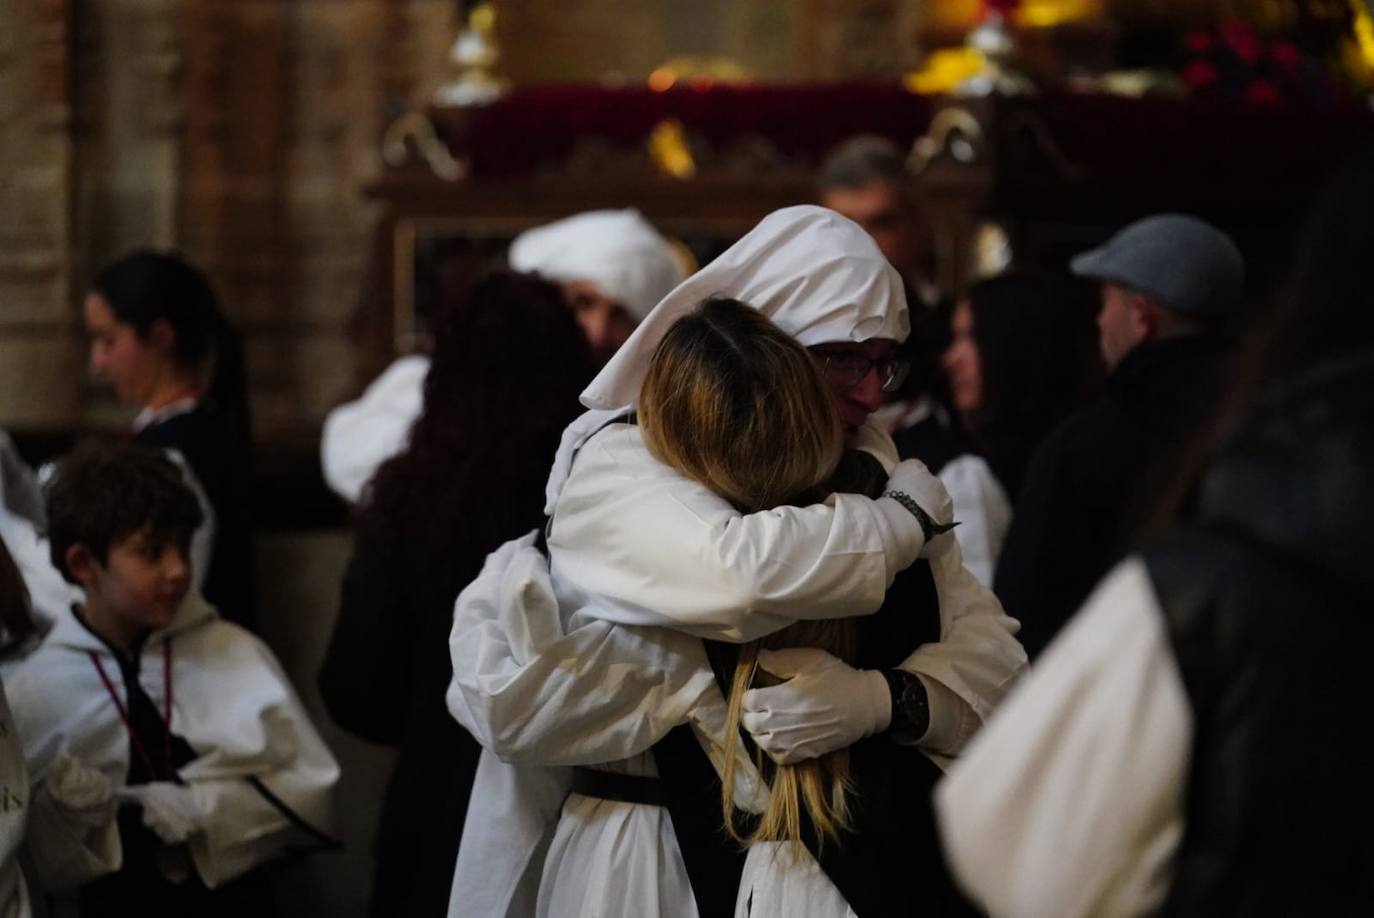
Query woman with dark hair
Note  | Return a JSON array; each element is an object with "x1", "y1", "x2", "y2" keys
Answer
[
  {"x1": 937, "y1": 150, "x2": 1374, "y2": 916},
  {"x1": 935, "y1": 272, "x2": 1098, "y2": 583},
  {"x1": 943, "y1": 272, "x2": 1099, "y2": 498},
  {"x1": 85, "y1": 250, "x2": 257, "y2": 629},
  {"x1": 318, "y1": 270, "x2": 595, "y2": 917}
]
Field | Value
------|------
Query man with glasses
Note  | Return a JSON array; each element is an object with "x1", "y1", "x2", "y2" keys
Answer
[{"x1": 810, "y1": 343, "x2": 911, "y2": 433}]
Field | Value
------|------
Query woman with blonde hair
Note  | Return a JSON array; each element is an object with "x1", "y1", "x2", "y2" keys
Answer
[
  {"x1": 637, "y1": 298, "x2": 978, "y2": 915},
  {"x1": 447, "y1": 206, "x2": 1024, "y2": 918}
]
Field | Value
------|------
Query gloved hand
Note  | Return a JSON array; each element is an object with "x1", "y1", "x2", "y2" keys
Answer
[
  {"x1": 42, "y1": 753, "x2": 115, "y2": 829},
  {"x1": 741, "y1": 648, "x2": 891, "y2": 765},
  {"x1": 884, "y1": 459, "x2": 957, "y2": 558},
  {"x1": 118, "y1": 782, "x2": 204, "y2": 845}
]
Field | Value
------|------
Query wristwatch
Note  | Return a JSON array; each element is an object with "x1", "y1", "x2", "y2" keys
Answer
[{"x1": 880, "y1": 668, "x2": 931, "y2": 740}]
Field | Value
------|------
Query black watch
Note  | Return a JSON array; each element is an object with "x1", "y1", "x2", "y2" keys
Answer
[{"x1": 880, "y1": 669, "x2": 931, "y2": 740}]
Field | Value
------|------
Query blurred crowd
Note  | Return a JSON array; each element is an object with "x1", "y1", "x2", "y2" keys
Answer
[{"x1": 1, "y1": 135, "x2": 1369, "y2": 917}]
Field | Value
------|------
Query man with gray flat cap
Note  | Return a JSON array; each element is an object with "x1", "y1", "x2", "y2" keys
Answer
[{"x1": 994, "y1": 214, "x2": 1245, "y2": 660}]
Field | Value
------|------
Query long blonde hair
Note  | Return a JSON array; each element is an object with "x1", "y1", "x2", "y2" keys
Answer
[{"x1": 638, "y1": 297, "x2": 855, "y2": 850}]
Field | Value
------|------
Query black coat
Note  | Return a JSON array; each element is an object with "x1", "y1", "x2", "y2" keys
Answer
[
  {"x1": 1146, "y1": 349, "x2": 1374, "y2": 915},
  {"x1": 136, "y1": 405, "x2": 258, "y2": 629},
  {"x1": 318, "y1": 518, "x2": 484, "y2": 918},
  {"x1": 993, "y1": 336, "x2": 1229, "y2": 660}
]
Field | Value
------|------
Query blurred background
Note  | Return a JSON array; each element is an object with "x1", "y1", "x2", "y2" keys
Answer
[{"x1": 2, "y1": 1, "x2": 1371, "y2": 914}]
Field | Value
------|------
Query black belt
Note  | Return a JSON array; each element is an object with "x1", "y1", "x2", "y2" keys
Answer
[{"x1": 569, "y1": 767, "x2": 666, "y2": 807}]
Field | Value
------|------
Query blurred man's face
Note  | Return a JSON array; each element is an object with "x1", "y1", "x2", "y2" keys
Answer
[
  {"x1": 562, "y1": 281, "x2": 637, "y2": 364},
  {"x1": 1097, "y1": 283, "x2": 1151, "y2": 370},
  {"x1": 821, "y1": 180, "x2": 917, "y2": 272}
]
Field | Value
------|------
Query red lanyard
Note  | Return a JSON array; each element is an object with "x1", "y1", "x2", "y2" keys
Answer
[{"x1": 88, "y1": 640, "x2": 175, "y2": 780}]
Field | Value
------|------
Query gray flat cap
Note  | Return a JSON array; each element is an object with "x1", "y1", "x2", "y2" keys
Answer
[{"x1": 1070, "y1": 214, "x2": 1245, "y2": 320}]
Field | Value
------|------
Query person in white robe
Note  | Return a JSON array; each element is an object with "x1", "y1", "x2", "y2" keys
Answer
[
  {"x1": 4, "y1": 443, "x2": 338, "y2": 915},
  {"x1": 0, "y1": 431, "x2": 79, "y2": 641},
  {"x1": 0, "y1": 541, "x2": 34, "y2": 918},
  {"x1": 934, "y1": 559, "x2": 1188, "y2": 918},
  {"x1": 447, "y1": 206, "x2": 1026, "y2": 918},
  {"x1": 9, "y1": 597, "x2": 341, "y2": 903},
  {"x1": 320, "y1": 209, "x2": 688, "y2": 503}
]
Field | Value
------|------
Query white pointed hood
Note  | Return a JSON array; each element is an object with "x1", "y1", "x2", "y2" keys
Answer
[
  {"x1": 545, "y1": 205, "x2": 910, "y2": 512},
  {"x1": 579, "y1": 205, "x2": 909, "y2": 411},
  {"x1": 507, "y1": 209, "x2": 687, "y2": 323}
]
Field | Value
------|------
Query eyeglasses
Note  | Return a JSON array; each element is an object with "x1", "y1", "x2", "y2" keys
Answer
[{"x1": 813, "y1": 351, "x2": 911, "y2": 393}]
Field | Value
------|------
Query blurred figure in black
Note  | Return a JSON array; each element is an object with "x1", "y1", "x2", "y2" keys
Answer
[
  {"x1": 994, "y1": 215, "x2": 1243, "y2": 659},
  {"x1": 937, "y1": 272, "x2": 1100, "y2": 584},
  {"x1": 939, "y1": 147, "x2": 1374, "y2": 918},
  {"x1": 317, "y1": 271, "x2": 594, "y2": 917}
]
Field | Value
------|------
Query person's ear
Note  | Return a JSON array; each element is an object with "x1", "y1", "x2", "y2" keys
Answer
[
  {"x1": 1128, "y1": 295, "x2": 1159, "y2": 342},
  {"x1": 147, "y1": 318, "x2": 177, "y2": 358},
  {"x1": 64, "y1": 544, "x2": 100, "y2": 586}
]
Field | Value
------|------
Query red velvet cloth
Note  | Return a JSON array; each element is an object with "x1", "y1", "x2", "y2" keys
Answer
[
  {"x1": 439, "y1": 84, "x2": 1372, "y2": 195},
  {"x1": 443, "y1": 84, "x2": 937, "y2": 177}
]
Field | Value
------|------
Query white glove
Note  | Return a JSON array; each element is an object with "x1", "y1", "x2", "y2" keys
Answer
[
  {"x1": 118, "y1": 782, "x2": 204, "y2": 845},
  {"x1": 740, "y1": 648, "x2": 891, "y2": 765},
  {"x1": 42, "y1": 753, "x2": 115, "y2": 829},
  {"x1": 884, "y1": 459, "x2": 957, "y2": 558}
]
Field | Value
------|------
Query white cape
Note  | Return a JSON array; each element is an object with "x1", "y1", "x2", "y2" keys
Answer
[{"x1": 5, "y1": 595, "x2": 339, "y2": 895}]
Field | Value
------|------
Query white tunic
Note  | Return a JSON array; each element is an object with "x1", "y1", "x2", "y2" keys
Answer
[
  {"x1": 938, "y1": 453, "x2": 1012, "y2": 589},
  {"x1": 4, "y1": 596, "x2": 340, "y2": 899},
  {"x1": 935, "y1": 558, "x2": 1191, "y2": 918},
  {"x1": 448, "y1": 424, "x2": 1025, "y2": 917},
  {"x1": 0, "y1": 430, "x2": 79, "y2": 635},
  {"x1": 0, "y1": 682, "x2": 32, "y2": 918},
  {"x1": 319, "y1": 355, "x2": 429, "y2": 503}
]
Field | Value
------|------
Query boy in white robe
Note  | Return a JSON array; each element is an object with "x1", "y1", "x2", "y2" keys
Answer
[{"x1": 4, "y1": 442, "x2": 338, "y2": 916}]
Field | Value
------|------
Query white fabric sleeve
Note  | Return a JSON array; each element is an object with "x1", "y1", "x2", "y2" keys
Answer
[
  {"x1": 319, "y1": 355, "x2": 429, "y2": 504},
  {"x1": 161, "y1": 449, "x2": 214, "y2": 598},
  {"x1": 548, "y1": 425, "x2": 925, "y2": 643},
  {"x1": 180, "y1": 639, "x2": 339, "y2": 887},
  {"x1": 0, "y1": 430, "x2": 44, "y2": 526},
  {"x1": 935, "y1": 557, "x2": 1191, "y2": 918},
  {"x1": 937, "y1": 454, "x2": 1011, "y2": 589},
  {"x1": 23, "y1": 782, "x2": 121, "y2": 893},
  {"x1": 896, "y1": 536, "x2": 1027, "y2": 762},
  {"x1": 0, "y1": 505, "x2": 78, "y2": 631},
  {"x1": 448, "y1": 532, "x2": 725, "y2": 765}
]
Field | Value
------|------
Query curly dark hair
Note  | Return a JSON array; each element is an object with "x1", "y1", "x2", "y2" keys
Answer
[
  {"x1": 361, "y1": 270, "x2": 594, "y2": 595},
  {"x1": 46, "y1": 440, "x2": 203, "y2": 584}
]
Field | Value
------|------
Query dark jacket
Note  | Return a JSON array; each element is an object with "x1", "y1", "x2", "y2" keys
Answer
[
  {"x1": 1145, "y1": 350, "x2": 1374, "y2": 916},
  {"x1": 318, "y1": 518, "x2": 484, "y2": 918},
  {"x1": 136, "y1": 405, "x2": 258, "y2": 630},
  {"x1": 994, "y1": 336, "x2": 1229, "y2": 660}
]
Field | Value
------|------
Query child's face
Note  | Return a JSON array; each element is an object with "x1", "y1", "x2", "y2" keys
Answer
[{"x1": 83, "y1": 528, "x2": 192, "y2": 633}]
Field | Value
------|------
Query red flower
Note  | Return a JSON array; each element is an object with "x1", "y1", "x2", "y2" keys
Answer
[
  {"x1": 1270, "y1": 41, "x2": 1300, "y2": 69},
  {"x1": 1184, "y1": 30, "x2": 1214, "y2": 55},
  {"x1": 1182, "y1": 60, "x2": 1219, "y2": 90},
  {"x1": 1220, "y1": 21, "x2": 1261, "y2": 65},
  {"x1": 1245, "y1": 79, "x2": 1281, "y2": 106}
]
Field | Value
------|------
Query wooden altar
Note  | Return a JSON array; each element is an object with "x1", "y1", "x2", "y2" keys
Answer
[{"x1": 363, "y1": 83, "x2": 1372, "y2": 379}]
